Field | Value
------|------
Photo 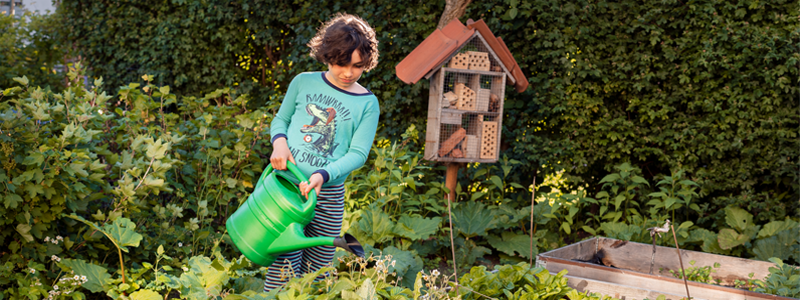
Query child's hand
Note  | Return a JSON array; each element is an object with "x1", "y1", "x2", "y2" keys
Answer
[
  {"x1": 299, "y1": 173, "x2": 323, "y2": 199},
  {"x1": 270, "y1": 137, "x2": 296, "y2": 170}
]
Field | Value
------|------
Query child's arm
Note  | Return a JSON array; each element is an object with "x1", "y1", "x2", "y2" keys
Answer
[
  {"x1": 269, "y1": 74, "x2": 302, "y2": 170},
  {"x1": 315, "y1": 99, "x2": 380, "y2": 184}
]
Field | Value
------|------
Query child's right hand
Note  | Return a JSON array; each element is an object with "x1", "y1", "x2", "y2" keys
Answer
[{"x1": 270, "y1": 137, "x2": 296, "y2": 170}]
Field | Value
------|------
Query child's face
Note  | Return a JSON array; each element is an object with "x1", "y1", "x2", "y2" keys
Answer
[{"x1": 326, "y1": 50, "x2": 366, "y2": 90}]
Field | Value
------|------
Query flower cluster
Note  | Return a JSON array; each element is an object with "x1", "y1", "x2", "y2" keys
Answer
[
  {"x1": 50, "y1": 255, "x2": 61, "y2": 262},
  {"x1": 43, "y1": 236, "x2": 64, "y2": 245},
  {"x1": 47, "y1": 274, "x2": 88, "y2": 300}
]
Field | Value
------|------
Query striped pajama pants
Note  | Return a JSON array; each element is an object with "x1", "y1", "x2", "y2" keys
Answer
[{"x1": 263, "y1": 184, "x2": 345, "y2": 292}]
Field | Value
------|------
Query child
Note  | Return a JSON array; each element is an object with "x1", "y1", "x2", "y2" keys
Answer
[{"x1": 265, "y1": 13, "x2": 380, "y2": 292}]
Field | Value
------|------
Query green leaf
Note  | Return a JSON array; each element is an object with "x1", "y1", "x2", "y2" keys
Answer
[
  {"x1": 16, "y1": 224, "x2": 34, "y2": 243},
  {"x1": 486, "y1": 231, "x2": 536, "y2": 259},
  {"x1": 753, "y1": 232, "x2": 796, "y2": 262},
  {"x1": 599, "y1": 174, "x2": 620, "y2": 184},
  {"x1": 758, "y1": 219, "x2": 800, "y2": 238},
  {"x1": 3, "y1": 194, "x2": 23, "y2": 209},
  {"x1": 146, "y1": 139, "x2": 169, "y2": 159},
  {"x1": 717, "y1": 228, "x2": 749, "y2": 250},
  {"x1": 13, "y1": 76, "x2": 29, "y2": 86},
  {"x1": 376, "y1": 246, "x2": 415, "y2": 275},
  {"x1": 724, "y1": 206, "x2": 754, "y2": 232},
  {"x1": 393, "y1": 215, "x2": 441, "y2": 240},
  {"x1": 130, "y1": 289, "x2": 161, "y2": 300},
  {"x1": 452, "y1": 202, "x2": 496, "y2": 238},
  {"x1": 349, "y1": 204, "x2": 395, "y2": 245},
  {"x1": 490, "y1": 175, "x2": 503, "y2": 190},
  {"x1": 102, "y1": 218, "x2": 143, "y2": 252},
  {"x1": 61, "y1": 259, "x2": 112, "y2": 293},
  {"x1": 599, "y1": 222, "x2": 640, "y2": 241},
  {"x1": 631, "y1": 176, "x2": 649, "y2": 185}
]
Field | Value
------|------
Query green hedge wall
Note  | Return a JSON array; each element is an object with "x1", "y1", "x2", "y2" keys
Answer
[{"x1": 60, "y1": 0, "x2": 799, "y2": 216}]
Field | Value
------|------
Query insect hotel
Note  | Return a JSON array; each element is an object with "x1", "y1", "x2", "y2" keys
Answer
[{"x1": 396, "y1": 19, "x2": 529, "y2": 163}]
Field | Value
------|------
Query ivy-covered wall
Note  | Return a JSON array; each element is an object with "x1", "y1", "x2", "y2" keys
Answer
[{"x1": 60, "y1": 0, "x2": 799, "y2": 216}]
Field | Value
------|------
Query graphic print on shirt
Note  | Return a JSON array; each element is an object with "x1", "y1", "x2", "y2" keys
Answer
[{"x1": 301, "y1": 103, "x2": 338, "y2": 157}]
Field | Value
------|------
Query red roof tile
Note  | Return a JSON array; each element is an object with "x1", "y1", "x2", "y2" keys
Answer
[
  {"x1": 395, "y1": 20, "x2": 473, "y2": 85},
  {"x1": 466, "y1": 19, "x2": 529, "y2": 93},
  {"x1": 395, "y1": 19, "x2": 528, "y2": 93}
]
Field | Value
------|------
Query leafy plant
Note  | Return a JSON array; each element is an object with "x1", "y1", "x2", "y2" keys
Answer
[
  {"x1": 666, "y1": 260, "x2": 721, "y2": 284},
  {"x1": 752, "y1": 258, "x2": 800, "y2": 298}
]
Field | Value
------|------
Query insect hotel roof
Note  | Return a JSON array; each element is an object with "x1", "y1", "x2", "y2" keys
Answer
[{"x1": 395, "y1": 19, "x2": 529, "y2": 163}]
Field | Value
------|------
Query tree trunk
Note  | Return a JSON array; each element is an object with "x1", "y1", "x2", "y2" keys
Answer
[
  {"x1": 437, "y1": 0, "x2": 472, "y2": 30},
  {"x1": 10, "y1": 0, "x2": 15, "y2": 16}
]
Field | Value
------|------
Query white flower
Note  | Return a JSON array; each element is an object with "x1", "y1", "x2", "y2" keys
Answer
[
  {"x1": 432, "y1": 269, "x2": 440, "y2": 276},
  {"x1": 51, "y1": 255, "x2": 58, "y2": 261},
  {"x1": 178, "y1": 242, "x2": 183, "y2": 247},
  {"x1": 54, "y1": 285, "x2": 59, "y2": 290},
  {"x1": 74, "y1": 275, "x2": 79, "y2": 280},
  {"x1": 80, "y1": 275, "x2": 87, "y2": 282},
  {"x1": 30, "y1": 268, "x2": 35, "y2": 274},
  {"x1": 44, "y1": 236, "x2": 50, "y2": 242},
  {"x1": 56, "y1": 236, "x2": 63, "y2": 241},
  {"x1": 182, "y1": 266, "x2": 189, "y2": 272}
]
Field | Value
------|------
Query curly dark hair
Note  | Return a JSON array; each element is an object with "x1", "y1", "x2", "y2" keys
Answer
[{"x1": 308, "y1": 13, "x2": 379, "y2": 72}]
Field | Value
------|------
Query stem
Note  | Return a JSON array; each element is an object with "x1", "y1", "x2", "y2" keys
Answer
[
  {"x1": 529, "y1": 174, "x2": 537, "y2": 266},
  {"x1": 118, "y1": 246, "x2": 126, "y2": 284},
  {"x1": 671, "y1": 224, "x2": 691, "y2": 300},
  {"x1": 446, "y1": 192, "x2": 459, "y2": 298}
]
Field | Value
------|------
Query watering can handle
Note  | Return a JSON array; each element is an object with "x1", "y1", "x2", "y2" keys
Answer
[{"x1": 261, "y1": 162, "x2": 318, "y2": 214}]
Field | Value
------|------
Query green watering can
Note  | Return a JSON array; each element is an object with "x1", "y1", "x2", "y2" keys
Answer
[{"x1": 226, "y1": 162, "x2": 364, "y2": 267}]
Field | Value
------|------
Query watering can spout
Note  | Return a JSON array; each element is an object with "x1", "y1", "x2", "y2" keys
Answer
[{"x1": 268, "y1": 223, "x2": 365, "y2": 258}]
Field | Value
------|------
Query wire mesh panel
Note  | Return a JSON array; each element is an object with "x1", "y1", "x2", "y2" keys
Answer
[{"x1": 426, "y1": 32, "x2": 508, "y2": 163}]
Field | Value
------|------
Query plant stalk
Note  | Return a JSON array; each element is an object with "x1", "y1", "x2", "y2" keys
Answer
[
  {"x1": 671, "y1": 224, "x2": 690, "y2": 300},
  {"x1": 529, "y1": 174, "x2": 537, "y2": 266},
  {"x1": 446, "y1": 193, "x2": 459, "y2": 297}
]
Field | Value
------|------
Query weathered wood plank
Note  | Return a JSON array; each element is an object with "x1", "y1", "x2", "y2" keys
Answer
[{"x1": 538, "y1": 237, "x2": 795, "y2": 300}]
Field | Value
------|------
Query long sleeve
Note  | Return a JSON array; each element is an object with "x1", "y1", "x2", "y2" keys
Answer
[
  {"x1": 270, "y1": 74, "x2": 302, "y2": 142},
  {"x1": 318, "y1": 100, "x2": 379, "y2": 183}
]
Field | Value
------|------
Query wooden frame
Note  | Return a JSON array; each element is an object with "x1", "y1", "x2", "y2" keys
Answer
[{"x1": 537, "y1": 237, "x2": 796, "y2": 300}]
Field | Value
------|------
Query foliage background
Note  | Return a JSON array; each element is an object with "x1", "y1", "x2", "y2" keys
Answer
[
  {"x1": 0, "y1": 0, "x2": 798, "y2": 298},
  {"x1": 59, "y1": 0, "x2": 800, "y2": 218}
]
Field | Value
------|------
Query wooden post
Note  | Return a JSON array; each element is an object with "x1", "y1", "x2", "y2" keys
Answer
[{"x1": 446, "y1": 163, "x2": 460, "y2": 201}]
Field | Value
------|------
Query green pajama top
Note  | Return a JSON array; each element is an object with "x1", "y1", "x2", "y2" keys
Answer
[{"x1": 270, "y1": 72, "x2": 380, "y2": 187}]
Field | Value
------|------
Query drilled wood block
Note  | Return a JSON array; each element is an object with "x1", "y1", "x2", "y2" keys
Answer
[
  {"x1": 480, "y1": 121, "x2": 498, "y2": 159},
  {"x1": 454, "y1": 83, "x2": 476, "y2": 111},
  {"x1": 467, "y1": 51, "x2": 490, "y2": 71},
  {"x1": 438, "y1": 128, "x2": 466, "y2": 157},
  {"x1": 448, "y1": 52, "x2": 470, "y2": 69},
  {"x1": 477, "y1": 88, "x2": 491, "y2": 111},
  {"x1": 465, "y1": 134, "x2": 479, "y2": 158}
]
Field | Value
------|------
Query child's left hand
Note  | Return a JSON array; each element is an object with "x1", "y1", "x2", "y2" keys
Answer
[{"x1": 299, "y1": 173, "x2": 323, "y2": 199}]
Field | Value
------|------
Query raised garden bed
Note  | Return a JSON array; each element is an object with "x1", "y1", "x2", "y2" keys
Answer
[{"x1": 536, "y1": 237, "x2": 796, "y2": 300}]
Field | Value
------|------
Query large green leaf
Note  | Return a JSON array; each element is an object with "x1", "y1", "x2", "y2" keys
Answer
[
  {"x1": 451, "y1": 201, "x2": 496, "y2": 238},
  {"x1": 724, "y1": 206, "x2": 754, "y2": 232},
  {"x1": 753, "y1": 230, "x2": 798, "y2": 261},
  {"x1": 758, "y1": 218, "x2": 800, "y2": 238},
  {"x1": 717, "y1": 228, "x2": 749, "y2": 250},
  {"x1": 688, "y1": 228, "x2": 728, "y2": 255},
  {"x1": 375, "y1": 246, "x2": 416, "y2": 276},
  {"x1": 187, "y1": 256, "x2": 229, "y2": 295},
  {"x1": 487, "y1": 231, "x2": 536, "y2": 259},
  {"x1": 100, "y1": 217, "x2": 143, "y2": 252},
  {"x1": 350, "y1": 205, "x2": 395, "y2": 246},
  {"x1": 599, "y1": 222, "x2": 641, "y2": 241},
  {"x1": 393, "y1": 215, "x2": 441, "y2": 240},
  {"x1": 130, "y1": 289, "x2": 161, "y2": 300},
  {"x1": 65, "y1": 215, "x2": 143, "y2": 253},
  {"x1": 60, "y1": 259, "x2": 112, "y2": 293}
]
